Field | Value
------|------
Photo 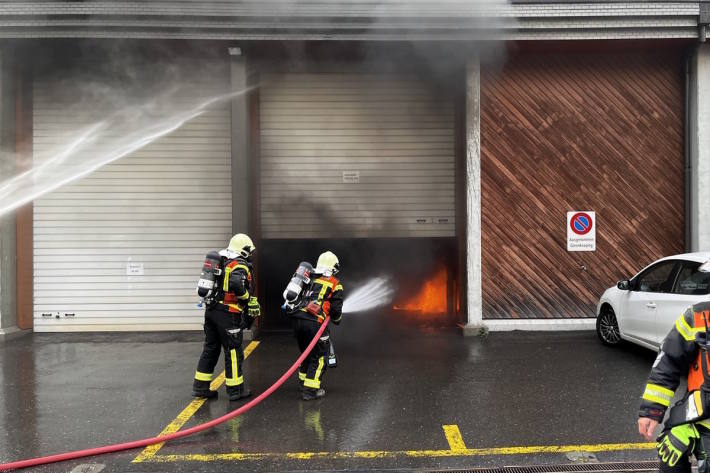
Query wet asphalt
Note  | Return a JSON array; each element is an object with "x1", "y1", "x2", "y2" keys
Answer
[{"x1": 0, "y1": 311, "x2": 660, "y2": 473}]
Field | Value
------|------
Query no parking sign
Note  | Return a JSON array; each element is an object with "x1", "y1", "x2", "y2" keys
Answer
[{"x1": 567, "y1": 211, "x2": 596, "y2": 251}]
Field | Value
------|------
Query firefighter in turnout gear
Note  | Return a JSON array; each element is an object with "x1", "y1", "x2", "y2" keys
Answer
[
  {"x1": 192, "y1": 233, "x2": 260, "y2": 401},
  {"x1": 288, "y1": 251, "x2": 343, "y2": 401},
  {"x1": 639, "y1": 301, "x2": 710, "y2": 473}
]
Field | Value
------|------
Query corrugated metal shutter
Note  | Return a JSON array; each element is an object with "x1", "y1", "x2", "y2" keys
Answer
[
  {"x1": 259, "y1": 71, "x2": 455, "y2": 238},
  {"x1": 32, "y1": 80, "x2": 232, "y2": 332}
]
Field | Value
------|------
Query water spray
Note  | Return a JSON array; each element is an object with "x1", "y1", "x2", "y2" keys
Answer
[
  {"x1": 0, "y1": 87, "x2": 253, "y2": 218},
  {"x1": 342, "y1": 276, "x2": 394, "y2": 314}
]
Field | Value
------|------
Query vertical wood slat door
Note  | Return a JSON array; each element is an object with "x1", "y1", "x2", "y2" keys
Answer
[
  {"x1": 481, "y1": 52, "x2": 685, "y2": 319},
  {"x1": 32, "y1": 70, "x2": 232, "y2": 331},
  {"x1": 259, "y1": 70, "x2": 456, "y2": 239}
]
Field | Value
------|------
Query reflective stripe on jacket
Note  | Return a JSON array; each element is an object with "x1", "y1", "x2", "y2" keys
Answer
[
  {"x1": 299, "y1": 275, "x2": 344, "y2": 324},
  {"x1": 640, "y1": 302, "x2": 710, "y2": 422},
  {"x1": 219, "y1": 258, "x2": 252, "y2": 313}
]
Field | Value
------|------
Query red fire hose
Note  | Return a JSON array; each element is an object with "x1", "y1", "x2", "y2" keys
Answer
[{"x1": 0, "y1": 317, "x2": 330, "y2": 472}]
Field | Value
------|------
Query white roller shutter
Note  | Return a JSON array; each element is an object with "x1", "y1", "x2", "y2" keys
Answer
[
  {"x1": 32, "y1": 79, "x2": 232, "y2": 332},
  {"x1": 260, "y1": 71, "x2": 455, "y2": 239}
]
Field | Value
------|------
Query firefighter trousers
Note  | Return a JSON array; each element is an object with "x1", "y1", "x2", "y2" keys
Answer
[
  {"x1": 292, "y1": 317, "x2": 329, "y2": 391},
  {"x1": 658, "y1": 423, "x2": 710, "y2": 473},
  {"x1": 194, "y1": 306, "x2": 245, "y2": 393}
]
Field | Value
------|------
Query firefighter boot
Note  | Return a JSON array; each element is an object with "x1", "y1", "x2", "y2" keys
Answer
[
  {"x1": 227, "y1": 385, "x2": 252, "y2": 402},
  {"x1": 302, "y1": 388, "x2": 325, "y2": 401},
  {"x1": 192, "y1": 380, "x2": 218, "y2": 399}
]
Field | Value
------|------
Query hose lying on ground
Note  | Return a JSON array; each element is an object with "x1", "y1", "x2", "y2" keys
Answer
[{"x1": 0, "y1": 317, "x2": 330, "y2": 472}]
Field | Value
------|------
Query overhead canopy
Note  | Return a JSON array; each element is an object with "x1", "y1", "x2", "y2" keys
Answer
[{"x1": 0, "y1": 0, "x2": 703, "y2": 41}]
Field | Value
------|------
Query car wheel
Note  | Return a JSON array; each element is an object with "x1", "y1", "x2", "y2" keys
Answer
[{"x1": 597, "y1": 307, "x2": 622, "y2": 346}]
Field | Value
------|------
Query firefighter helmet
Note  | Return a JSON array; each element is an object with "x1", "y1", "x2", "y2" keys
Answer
[
  {"x1": 316, "y1": 251, "x2": 340, "y2": 275},
  {"x1": 227, "y1": 233, "x2": 255, "y2": 259}
]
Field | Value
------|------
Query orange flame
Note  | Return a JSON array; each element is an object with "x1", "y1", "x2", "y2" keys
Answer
[{"x1": 393, "y1": 267, "x2": 448, "y2": 313}]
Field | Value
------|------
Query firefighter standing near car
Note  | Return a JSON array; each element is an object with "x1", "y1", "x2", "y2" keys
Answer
[
  {"x1": 283, "y1": 251, "x2": 343, "y2": 401},
  {"x1": 192, "y1": 233, "x2": 261, "y2": 401},
  {"x1": 638, "y1": 300, "x2": 710, "y2": 473}
]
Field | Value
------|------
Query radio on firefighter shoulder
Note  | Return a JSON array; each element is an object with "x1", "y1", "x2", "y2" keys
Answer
[
  {"x1": 282, "y1": 261, "x2": 314, "y2": 311},
  {"x1": 196, "y1": 251, "x2": 224, "y2": 307}
]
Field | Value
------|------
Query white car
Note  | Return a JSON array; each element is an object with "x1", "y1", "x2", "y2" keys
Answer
[{"x1": 596, "y1": 252, "x2": 710, "y2": 350}]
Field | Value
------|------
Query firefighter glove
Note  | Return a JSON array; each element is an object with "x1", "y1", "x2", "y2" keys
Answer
[
  {"x1": 248, "y1": 296, "x2": 260, "y2": 318},
  {"x1": 657, "y1": 425, "x2": 699, "y2": 467}
]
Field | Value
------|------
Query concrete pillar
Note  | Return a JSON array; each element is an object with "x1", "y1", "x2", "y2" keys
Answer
[
  {"x1": 690, "y1": 44, "x2": 710, "y2": 251},
  {"x1": 461, "y1": 55, "x2": 483, "y2": 335},
  {"x1": 230, "y1": 49, "x2": 251, "y2": 234},
  {"x1": 0, "y1": 47, "x2": 22, "y2": 342},
  {"x1": 230, "y1": 49, "x2": 255, "y2": 340}
]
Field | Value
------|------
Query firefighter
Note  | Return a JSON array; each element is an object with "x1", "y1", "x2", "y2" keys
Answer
[
  {"x1": 638, "y1": 301, "x2": 710, "y2": 473},
  {"x1": 192, "y1": 233, "x2": 260, "y2": 401},
  {"x1": 291, "y1": 251, "x2": 343, "y2": 401}
]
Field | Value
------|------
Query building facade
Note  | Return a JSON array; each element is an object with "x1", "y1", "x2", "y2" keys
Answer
[{"x1": 0, "y1": 0, "x2": 708, "y2": 336}]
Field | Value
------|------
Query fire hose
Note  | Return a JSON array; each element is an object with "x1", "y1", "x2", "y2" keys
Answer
[{"x1": 0, "y1": 316, "x2": 330, "y2": 472}]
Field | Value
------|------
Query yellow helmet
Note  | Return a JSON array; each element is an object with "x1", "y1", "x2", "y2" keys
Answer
[
  {"x1": 227, "y1": 233, "x2": 255, "y2": 259},
  {"x1": 316, "y1": 251, "x2": 340, "y2": 275}
]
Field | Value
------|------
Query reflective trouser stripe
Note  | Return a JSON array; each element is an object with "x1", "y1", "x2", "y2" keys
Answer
[
  {"x1": 304, "y1": 356, "x2": 325, "y2": 389},
  {"x1": 698, "y1": 418, "x2": 710, "y2": 429},
  {"x1": 194, "y1": 371, "x2": 213, "y2": 382},
  {"x1": 643, "y1": 383, "x2": 674, "y2": 407},
  {"x1": 225, "y1": 349, "x2": 244, "y2": 386},
  {"x1": 298, "y1": 372, "x2": 306, "y2": 381}
]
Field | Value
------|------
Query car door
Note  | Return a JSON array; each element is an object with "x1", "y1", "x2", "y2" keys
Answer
[
  {"x1": 623, "y1": 260, "x2": 680, "y2": 346},
  {"x1": 653, "y1": 260, "x2": 710, "y2": 343}
]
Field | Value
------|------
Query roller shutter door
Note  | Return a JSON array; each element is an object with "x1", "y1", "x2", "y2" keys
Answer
[
  {"x1": 260, "y1": 71, "x2": 455, "y2": 239},
  {"x1": 32, "y1": 78, "x2": 232, "y2": 332}
]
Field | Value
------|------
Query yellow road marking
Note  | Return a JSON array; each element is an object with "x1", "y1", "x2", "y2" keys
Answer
[
  {"x1": 134, "y1": 343, "x2": 654, "y2": 465},
  {"x1": 143, "y1": 441, "x2": 655, "y2": 463},
  {"x1": 443, "y1": 425, "x2": 468, "y2": 451},
  {"x1": 133, "y1": 341, "x2": 260, "y2": 463}
]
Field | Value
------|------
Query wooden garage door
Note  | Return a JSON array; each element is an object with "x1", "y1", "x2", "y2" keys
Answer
[{"x1": 481, "y1": 52, "x2": 685, "y2": 319}]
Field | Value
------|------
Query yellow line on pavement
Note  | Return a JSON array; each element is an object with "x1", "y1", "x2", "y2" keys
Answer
[
  {"x1": 443, "y1": 425, "x2": 468, "y2": 451},
  {"x1": 133, "y1": 341, "x2": 260, "y2": 463},
  {"x1": 144, "y1": 441, "x2": 655, "y2": 463}
]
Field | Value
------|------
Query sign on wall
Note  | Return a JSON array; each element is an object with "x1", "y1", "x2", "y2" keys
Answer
[
  {"x1": 342, "y1": 170, "x2": 360, "y2": 184},
  {"x1": 126, "y1": 262, "x2": 145, "y2": 276},
  {"x1": 567, "y1": 211, "x2": 596, "y2": 251}
]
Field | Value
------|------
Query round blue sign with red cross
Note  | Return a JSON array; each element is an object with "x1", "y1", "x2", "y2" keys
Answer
[{"x1": 570, "y1": 212, "x2": 593, "y2": 236}]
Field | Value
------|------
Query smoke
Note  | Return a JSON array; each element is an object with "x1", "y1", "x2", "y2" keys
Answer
[
  {"x1": 0, "y1": 41, "x2": 247, "y2": 218},
  {"x1": 342, "y1": 276, "x2": 395, "y2": 314}
]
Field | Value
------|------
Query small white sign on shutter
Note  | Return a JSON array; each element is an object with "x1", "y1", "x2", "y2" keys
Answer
[
  {"x1": 342, "y1": 170, "x2": 360, "y2": 184},
  {"x1": 126, "y1": 263, "x2": 145, "y2": 276}
]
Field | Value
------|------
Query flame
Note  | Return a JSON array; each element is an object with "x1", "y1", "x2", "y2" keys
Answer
[{"x1": 393, "y1": 267, "x2": 448, "y2": 313}]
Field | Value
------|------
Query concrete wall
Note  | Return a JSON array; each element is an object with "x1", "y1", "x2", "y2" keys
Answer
[
  {"x1": 691, "y1": 44, "x2": 710, "y2": 252},
  {"x1": 0, "y1": 47, "x2": 19, "y2": 337}
]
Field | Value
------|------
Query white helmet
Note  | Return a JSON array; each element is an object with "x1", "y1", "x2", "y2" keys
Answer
[
  {"x1": 225, "y1": 233, "x2": 255, "y2": 259},
  {"x1": 315, "y1": 251, "x2": 340, "y2": 275}
]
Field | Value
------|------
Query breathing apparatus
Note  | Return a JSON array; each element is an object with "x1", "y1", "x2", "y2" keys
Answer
[
  {"x1": 282, "y1": 262, "x2": 314, "y2": 312},
  {"x1": 196, "y1": 251, "x2": 224, "y2": 307}
]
